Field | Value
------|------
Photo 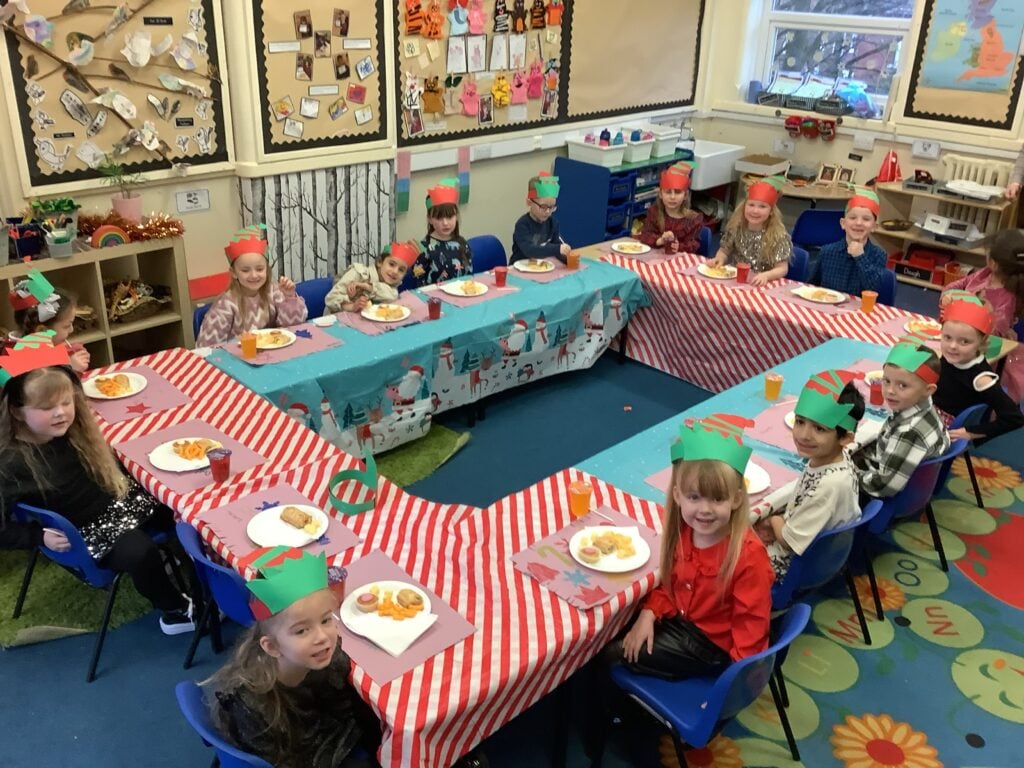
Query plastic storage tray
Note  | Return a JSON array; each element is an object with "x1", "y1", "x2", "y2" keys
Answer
[{"x1": 565, "y1": 138, "x2": 626, "y2": 167}]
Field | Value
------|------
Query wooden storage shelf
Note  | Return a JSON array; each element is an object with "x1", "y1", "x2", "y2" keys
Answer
[
  {"x1": 874, "y1": 227, "x2": 987, "y2": 257},
  {"x1": 874, "y1": 181, "x2": 1012, "y2": 212},
  {"x1": 69, "y1": 328, "x2": 108, "y2": 345},
  {"x1": 108, "y1": 310, "x2": 183, "y2": 337}
]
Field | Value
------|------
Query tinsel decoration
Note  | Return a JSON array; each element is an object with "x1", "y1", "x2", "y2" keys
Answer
[{"x1": 76, "y1": 211, "x2": 185, "y2": 241}]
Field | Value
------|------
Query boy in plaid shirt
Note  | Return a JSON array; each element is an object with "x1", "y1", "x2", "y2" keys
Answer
[{"x1": 852, "y1": 342, "x2": 950, "y2": 498}]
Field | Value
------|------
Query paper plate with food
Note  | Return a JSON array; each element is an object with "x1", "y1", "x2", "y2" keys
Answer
[
  {"x1": 864, "y1": 369, "x2": 883, "y2": 383},
  {"x1": 440, "y1": 279, "x2": 489, "y2": 297},
  {"x1": 254, "y1": 328, "x2": 297, "y2": 349},
  {"x1": 570, "y1": 526, "x2": 651, "y2": 573},
  {"x1": 83, "y1": 372, "x2": 148, "y2": 400},
  {"x1": 791, "y1": 286, "x2": 846, "y2": 304},
  {"x1": 697, "y1": 263, "x2": 737, "y2": 280},
  {"x1": 513, "y1": 258, "x2": 556, "y2": 273},
  {"x1": 246, "y1": 504, "x2": 329, "y2": 547},
  {"x1": 611, "y1": 241, "x2": 651, "y2": 255},
  {"x1": 904, "y1": 318, "x2": 942, "y2": 337},
  {"x1": 784, "y1": 411, "x2": 796, "y2": 429},
  {"x1": 339, "y1": 581, "x2": 434, "y2": 655},
  {"x1": 148, "y1": 437, "x2": 223, "y2": 472},
  {"x1": 744, "y1": 461, "x2": 771, "y2": 495},
  {"x1": 360, "y1": 303, "x2": 411, "y2": 322}
]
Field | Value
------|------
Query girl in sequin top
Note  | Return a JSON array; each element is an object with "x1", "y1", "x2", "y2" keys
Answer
[{"x1": 710, "y1": 178, "x2": 792, "y2": 286}]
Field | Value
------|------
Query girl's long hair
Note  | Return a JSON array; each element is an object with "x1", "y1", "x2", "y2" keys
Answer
[
  {"x1": 424, "y1": 202, "x2": 469, "y2": 263},
  {"x1": 0, "y1": 367, "x2": 129, "y2": 499},
  {"x1": 14, "y1": 287, "x2": 77, "y2": 335},
  {"x1": 984, "y1": 228, "x2": 1024, "y2": 320},
  {"x1": 647, "y1": 192, "x2": 694, "y2": 232},
  {"x1": 659, "y1": 459, "x2": 750, "y2": 596},
  {"x1": 226, "y1": 257, "x2": 272, "y2": 321},
  {"x1": 723, "y1": 199, "x2": 789, "y2": 260}
]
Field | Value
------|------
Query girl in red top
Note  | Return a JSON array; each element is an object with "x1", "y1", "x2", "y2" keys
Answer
[
  {"x1": 618, "y1": 413, "x2": 774, "y2": 678},
  {"x1": 637, "y1": 163, "x2": 703, "y2": 255}
]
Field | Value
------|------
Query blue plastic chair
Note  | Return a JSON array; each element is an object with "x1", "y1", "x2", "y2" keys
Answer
[
  {"x1": 787, "y1": 245, "x2": 809, "y2": 282},
  {"x1": 193, "y1": 304, "x2": 211, "y2": 340},
  {"x1": 596, "y1": 604, "x2": 811, "y2": 765},
  {"x1": 467, "y1": 234, "x2": 507, "y2": 273},
  {"x1": 176, "y1": 522, "x2": 254, "y2": 669},
  {"x1": 175, "y1": 681, "x2": 273, "y2": 768},
  {"x1": 791, "y1": 209, "x2": 844, "y2": 250},
  {"x1": 878, "y1": 269, "x2": 897, "y2": 307},
  {"x1": 295, "y1": 276, "x2": 333, "y2": 319},
  {"x1": 697, "y1": 226, "x2": 712, "y2": 257}
]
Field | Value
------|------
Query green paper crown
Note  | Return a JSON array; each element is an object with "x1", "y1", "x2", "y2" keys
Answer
[
  {"x1": 529, "y1": 172, "x2": 559, "y2": 199},
  {"x1": 886, "y1": 342, "x2": 939, "y2": 385},
  {"x1": 20, "y1": 270, "x2": 55, "y2": 303},
  {"x1": 246, "y1": 547, "x2": 328, "y2": 620},
  {"x1": 795, "y1": 369, "x2": 860, "y2": 431},
  {"x1": 328, "y1": 447, "x2": 378, "y2": 516},
  {"x1": 669, "y1": 413, "x2": 753, "y2": 475}
]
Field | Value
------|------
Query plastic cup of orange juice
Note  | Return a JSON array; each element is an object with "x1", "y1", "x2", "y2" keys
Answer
[
  {"x1": 569, "y1": 481, "x2": 593, "y2": 518},
  {"x1": 764, "y1": 372, "x2": 784, "y2": 401},
  {"x1": 860, "y1": 290, "x2": 878, "y2": 313},
  {"x1": 566, "y1": 250, "x2": 581, "y2": 270},
  {"x1": 240, "y1": 331, "x2": 258, "y2": 359}
]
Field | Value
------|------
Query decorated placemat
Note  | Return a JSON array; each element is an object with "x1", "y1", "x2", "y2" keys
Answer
[
  {"x1": 765, "y1": 283, "x2": 859, "y2": 315},
  {"x1": 871, "y1": 314, "x2": 941, "y2": 345},
  {"x1": 677, "y1": 263, "x2": 762, "y2": 289},
  {"x1": 423, "y1": 271, "x2": 521, "y2": 308},
  {"x1": 219, "y1": 323, "x2": 343, "y2": 365},
  {"x1": 510, "y1": 260, "x2": 590, "y2": 284},
  {"x1": 747, "y1": 396, "x2": 801, "y2": 452},
  {"x1": 86, "y1": 366, "x2": 191, "y2": 425},
  {"x1": 645, "y1": 457, "x2": 800, "y2": 505},
  {"x1": 335, "y1": 291, "x2": 433, "y2": 336},
  {"x1": 511, "y1": 505, "x2": 660, "y2": 610}
]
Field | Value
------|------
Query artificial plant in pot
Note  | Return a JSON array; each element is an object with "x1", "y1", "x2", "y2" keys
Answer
[{"x1": 99, "y1": 161, "x2": 147, "y2": 223}]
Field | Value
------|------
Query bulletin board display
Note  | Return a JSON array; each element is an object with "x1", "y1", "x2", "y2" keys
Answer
[
  {"x1": 394, "y1": 0, "x2": 564, "y2": 144},
  {"x1": 904, "y1": 0, "x2": 1024, "y2": 129},
  {"x1": 253, "y1": 0, "x2": 387, "y2": 152},
  {"x1": 1, "y1": 0, "x2": 229, "y2": 188}
]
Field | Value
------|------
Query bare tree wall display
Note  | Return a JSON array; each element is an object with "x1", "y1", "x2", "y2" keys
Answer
[{"x1": 238, "y1": 160, "x2": 394, "y2": 281}]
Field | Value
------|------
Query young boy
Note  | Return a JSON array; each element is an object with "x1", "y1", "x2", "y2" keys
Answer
[
  {"x1": 853, "y1": 342, "x2": 950, "y2": 498},
  {"x1": 324, "y1": 241, "x2": 418, "y2": 314},
  {"x1": 808, "y1": 187, "x2": 887, "y2": 297},
  {"x1": 510, "y1": 171, "x2": 571, "y2": 264},
  {"x1": 753, "y1": 370, "x2": 865, "y2": 579}
]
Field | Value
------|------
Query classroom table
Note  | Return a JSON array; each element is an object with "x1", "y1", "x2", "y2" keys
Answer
[{"x1": 206, "y1": 260, "x2": 647, "y2": 454}]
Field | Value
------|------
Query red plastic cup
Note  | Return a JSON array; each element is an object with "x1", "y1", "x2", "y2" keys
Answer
[
  {"x1": 869, "y1": 380, "x2": 884, "y2": 407},
  {"x1": 427, "y1": 297, "x2": 442, "y2": 320},
  {"x1": 736, "y1": 263, "x2": 751, "y2": 283},
  {"x1": 206, "y1": 448, "x2": 232, "y2": 483},
  {"x1": 494, "y1": 266, "x2": 508, "y2": 287}
]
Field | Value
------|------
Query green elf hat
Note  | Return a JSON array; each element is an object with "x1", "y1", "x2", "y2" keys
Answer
[
  {"x1": 528, "y1": 171, "x2": 560, "y2": 200},
  {"x1": 0, "y1": 330, "x2": 72, "y2": 389},
  {"x1": 747, "y1": 175, "x2": 785, "y2": 206},
  {"x1": 328, "y1": 445, "x2": 379, "y2": 516},
  {"x1": 795, "y1": 369, "x2": 863, "y2": 431},
  {"x1": 224, "y1": 223, "x2": 268, "y2": 263},
  {"x1": 669, "y1": 412, "x2": 754, "y2": 475},
  {"x1": 845, "y1": 186, "x2": 880, "y2": 218},
  {"x1": 425, "y1": 177, "x2": 460, "y2": 209},
  {"x1": 246, "y1": 546, "x2": 329, "y2": 621},
  {"x1": 8, "y1": 270, "x2": 56, "y2": 312},
  {"x1": 660, "y1": 162, "x2": 693, "y2": 191},
  {"x1": 885, "y1": 342, "x2": 939, "y2": 385}
]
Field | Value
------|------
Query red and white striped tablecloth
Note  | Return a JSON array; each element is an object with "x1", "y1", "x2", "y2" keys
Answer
[{"x1": 604, "y1": 252, "x2": 929, "y2": 392}]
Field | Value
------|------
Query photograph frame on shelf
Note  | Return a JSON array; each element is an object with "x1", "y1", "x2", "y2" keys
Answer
[
  {"x1": 837, "y1": 167, "x2": 855, "y2": 184},
  {"x1": 815, "y1": 163, "x2": 839, "y2": 186}
]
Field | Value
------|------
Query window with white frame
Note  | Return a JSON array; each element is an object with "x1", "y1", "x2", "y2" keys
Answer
[{"x1": 757, "y1": 0, "x2": 914, "y2": 119}]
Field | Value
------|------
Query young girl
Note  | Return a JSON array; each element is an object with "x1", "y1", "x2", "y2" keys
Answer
[
  {"x1": 9, "y1": 270, "x2": 90, "y2": 373},
  {"x1": 415, "y1": 179, "x2": 474, "y2": 287},
  {"x1": 710, "y1": 177, "x2": 792, "y2": 286},
  {"x1": 941, "y1": 228, "x2": 1024, "y2": 402},
  {"x1": 196, "y1": 224, "x2": 307, "y2": 347},
  {"x1": 752, "y1": 371, "x2": 864, "y2": 580},
  {"x1": 208, "y1": 547, "x2": 382, "y2": 768},
  {"x1": 0, "y1": 341, "x2": 194, "y2": 634},
  {"x1": 934, "y1": 297, "x2": 1024, "y2": 442},
  {"x1": 616, "y1": 414, "x2": 773, "y2": 678},
  {"x1": 637, "y1": 162, "x2": 703, "y2": 254},
  {"x1": 324, "y1": 242, "x2": 419, "y2": 314}
]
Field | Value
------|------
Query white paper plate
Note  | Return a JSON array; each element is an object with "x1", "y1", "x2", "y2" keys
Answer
[
  {"x1": 905, "y1": 319, "x2": 941, "y2": 337},
  {"x1": 147, "y1": 437, "x2": 222, "y2": 472},
  {"x1": 254, "y1": 328, "x2": 297, "y2": 349},
  {"x1": 312, "y1": 315, "x2": 337, "y2": 327},
  {"x1": 513, "y1": 258, "x2": 555, "y2": 273},
  {"x1": 865, "y1": 369, "x2": 883, "y2": 383},
  {"x1": 569, "y1": 526, "x2": 651, "y2": 573},
  {"x1": 611, "y1": 241, "x2": 651, "y2": 255},
  {"x1": 791, "y1": 286, "x2": 846, "y2": 304},
  {"x1": 697, "y1": 263, "x2": 737, "y2": 280},
  {"x1": 440, "y1": 279, "x2": 489, "y2": 297},
  {"x1": 339, "y1": 580, "x2": 432, "y2": 640},
  {"x1": 744, "y1": 461, "x2": 771, "y2": 495},
  {"x1": 784, "y1": 411, "x2": 796, "y2": 429},
  {"x1": 191, "y1": 346, "x2": 213, "y2": 358},
  {"x1": 360, "y1": 304, "x2": 411, "y2": 322},
  {"x1": 246, "y1": 504, "x2": 329, "y2": 547},
  {"x1": 83, "y1": 372, "x2": 148, "y2": 400}
]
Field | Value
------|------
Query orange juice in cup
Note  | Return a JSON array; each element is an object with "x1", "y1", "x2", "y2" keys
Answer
[
  {"x1": 566, "y1": 250, "x2": 581, "y2": 270},
  {"x1": 764, "y1": 372, "x2": 784, "y2": 401},
  {"x1": 240, "y1": 331, "x2": 258, "y2": 359},
  {"x1": 569, "y1": 481, "x2": 593, "y2": 518},
  {"x1": 860, "y1": 290, "x2": 878, "y2": 313}
]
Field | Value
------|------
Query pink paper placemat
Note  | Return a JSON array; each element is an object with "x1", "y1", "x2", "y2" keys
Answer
[
  {"x1": 511, "y1": 506, "x2": 660, "y2": 609},
  {"x1": 337, "y1": 550, "x2": 476, "y2": 685},
  {"x1": 872, "y1": 315, "x2": 941, "y2": 347},
  {"x1": 645, "y1": 458, "x2": 799, "y2": 503},
  {"x1": 678, "y1": 264, "x2": 761, "y2": 290},
  {"x1": 510, "y1": 259, "x2": 589, "y2": 283},
  {"x1": 220, "y1": 324, "x2": 343, "y2": 365},
  {"x1": 765, "y1": 284, "x2": 859, "y2": 315},
  {"x1": 86, "y1": 365, "x2": 191, "y2": 424},
  {"x1": 336, "y1": 292, "x2": 435, "y2": 336},
  {"x1": 195, "y1": 484, "x2": 360, "y2": 560},
  {"x1": 748, "y1": 396, "x2": 799, "y2": 452},
  {"x1": 113, "y1": 419, "x2": 267, "y2": 495},
  {"x1": 429, "y1": 271, "x2": 521, "y2": 308}
]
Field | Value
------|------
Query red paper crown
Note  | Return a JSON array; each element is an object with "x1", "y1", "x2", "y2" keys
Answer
[
  {"x1": 224, "y1": 224, "x2": 269, "y2": 263},
  {"x1": 426, "y1": 179, "x2": 460, "y2": 208},
  {"x1": 846, "y1": 187, "x2": 880, "y2": 217},
  {"x1": 387, "y1": 241, "x2": 420, "y2": 268},
  {"x1": 660, "y1": 165, "x2": 692, "y2": 191},
  {"x1": 747, "y1": 177, "x2": 783, "y2": 206},
  {"x1": 945, "y1": 299, "x2": 994, "y2": 335},
  {"x1": 0, "y1": 331, "x2": 71, "y2": 388}
]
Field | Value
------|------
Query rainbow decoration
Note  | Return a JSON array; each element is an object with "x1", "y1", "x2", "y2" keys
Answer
[{"x1": 91, "y1": 225, "x2": 130, "y2": 248}]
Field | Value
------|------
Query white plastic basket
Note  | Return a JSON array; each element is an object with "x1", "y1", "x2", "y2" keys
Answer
[
  {"x1": 628, "y1": 122, "x2": 682, "y2": 157},
  {"x1": 565, "y1": 137, "x2": 626, "y2": 168},
  {"x1": 622, "y1": 137, "x2": 654, "y2": 163}
]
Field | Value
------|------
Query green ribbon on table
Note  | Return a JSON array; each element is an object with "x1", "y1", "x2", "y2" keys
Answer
[{"x1": 328, "y1": 447, "x2": 379, "y2": 516}]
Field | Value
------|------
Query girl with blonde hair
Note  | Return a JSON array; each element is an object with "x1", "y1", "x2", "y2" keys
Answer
[{"x1": 710, "y1": 178, "x2": 792, "y2": 286}]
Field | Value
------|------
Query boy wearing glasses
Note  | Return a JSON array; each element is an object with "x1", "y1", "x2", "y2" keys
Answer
[{"x1": 510, "y1": 171, "x2": 572, "y2": 263}]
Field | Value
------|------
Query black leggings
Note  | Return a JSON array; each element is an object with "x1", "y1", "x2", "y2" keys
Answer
[
  {"x1": 603, "y1": 615, "x2": 731, "y2": 680},
  {"x1": 98, "y1": 506, "x2": 188, "y2": 613}
]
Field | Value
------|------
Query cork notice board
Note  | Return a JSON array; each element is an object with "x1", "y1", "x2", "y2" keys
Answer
[
  {"x1": 253, "y1": 0, "x2": 386, "y2": 153},
  {"x1": 2, "y1": 0, "x2": 228, "y2": 188}
]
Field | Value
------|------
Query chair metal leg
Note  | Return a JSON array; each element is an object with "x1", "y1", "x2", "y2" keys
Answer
[
  {"x1": 672, "y1": 737, "x2": 689, "y2": 767},
  {"x1": 87, "y1": 574, "x2": 123, "y2": 683},
  {"x1": 964, "y1": 452, "x2": 984, "y2": 508},
  {"x1": 183, "y1": 596, "x2": 214, "y2": 669},
  {"x1": 769, "y1": 675, "x2": 800, "y2": 761},
  {"x1": 775, "y1": 666, "x2": 790, "y2": 708},
  {"x1": 862, "y1": 539, "x2": 884, "y2": 621},
  {"x1": 12, "y1": 549, "x2": 39, "y2": 619},
  {"x1": 924, "y1": 503, "x2": 949, "y2": 572},
  {"x1": 209, "y1": 602, "x2": 225, "y2": 654},
  {"x1": 844, "y1": 567, "x2": 872, "y2": 645},
  {"x1": 160, "y1": 544, "x2": 188, "y2": 596}
]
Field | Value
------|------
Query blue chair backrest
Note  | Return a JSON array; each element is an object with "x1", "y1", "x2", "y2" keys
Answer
[
  {"x1": 773, "y1": 500, "x2": 882, "y2": 607},
  {"x1": 14, "y1": 504, "x2": 114, "y2": 589},
  {"x1": 175, "y1": 681, "x2": 273, "y2": 768},
  {"x1": 788, "y1": 246, "x2": 809, "y2": 282},
  {"x1": 295, "y1": 276, "x2": 333, "y2": 319},
  {"x1": 175, "y1": 522, "x2": 255, "y2": 628},
  {"x1": 878, "y1": 269, "x2": 897, "y2": 307},
  {"x1": 193, "y1": 304, "x2": 211, "y2": 340},
  {"x1": 468, "y1": 234, "x2": 507, "y2": 273},
  {"x1": 791, "y1": 209, "x2": 844, "y2": 249},
  {"x1": 697, "y1": 226, "x2": 712, "y2": 257},
  {"x1": 1014, "y1": 318, "x2": 1024, "y2": 342},
  {"x1": 870, "y1": 438, "x2": 968, "y2": 534}
]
